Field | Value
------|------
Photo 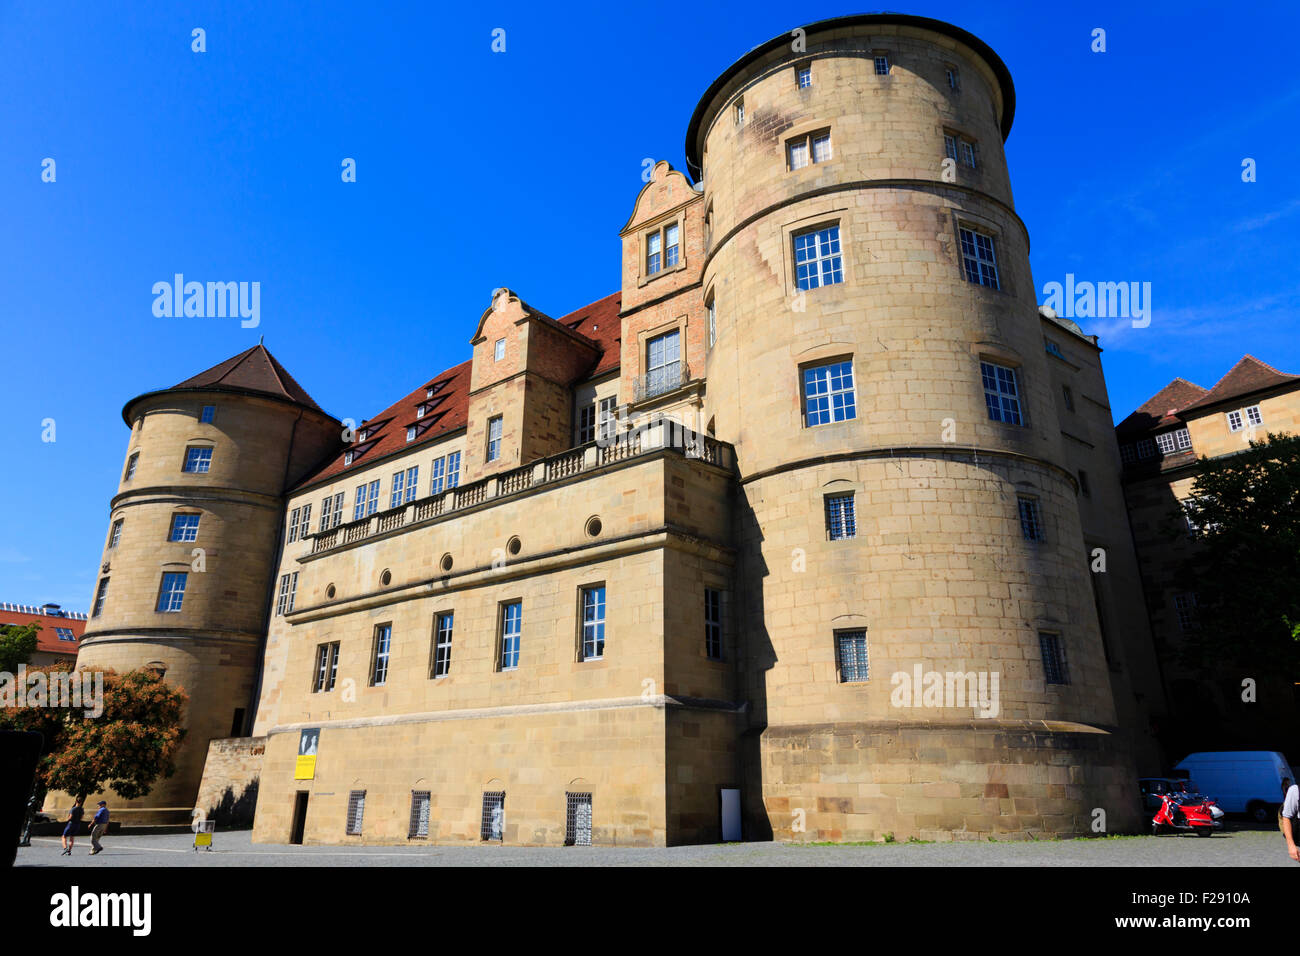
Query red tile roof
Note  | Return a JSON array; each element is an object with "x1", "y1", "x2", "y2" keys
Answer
[
  {"x1": 0, "y1": 607, "x2": 84, "y2": 658},
  {"x1": 1178, "y1": 355, "x2": 1300, "y2": 413},
  {"x1": 1116, "y1": 378, "x2": 1208, "y2": 437},
  {"x1": 171, "y1": 344, "x2": 326, "y2": 413},
  {"x1": 292, "y1": 292, "x2": 622, "y2": 492}
]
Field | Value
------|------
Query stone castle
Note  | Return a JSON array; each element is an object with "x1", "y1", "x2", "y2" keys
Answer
[{"x1": 68, "y1": 14, "x2": 1199, "y2": 845}]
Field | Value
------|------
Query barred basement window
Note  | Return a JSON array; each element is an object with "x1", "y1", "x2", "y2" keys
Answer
[
  {"x1": 565, "y1": 792, "x2": 593, "y2": 846},
  {"x1": 825, "y1": 493, "x2": 856, "y2": 540},
  {"x1": 346, "y1": 790, "x2": 366, "y2": 835},
  {"x1": 835, "y1": 629, "x2": 869, "y2": 683},
  {"x1": 874, "y1": 54, "x2": 890, "y2": 75},
  {"x1": 1017, "y1": 496, "x2": 1044, "y2": 542},
  {"x1": 481, "y1": 791, "x2": 505, "y2": 841},
  {"x1": 409, "y1": 791, "x2": 431, "y2": 839},
  {"x1": 1039, "y1": 632, "x2": 1069, "y2": 684},
  {"x1": 704, "y1": 587, "x2": 724, "y2": 660},
  {"x1": 1174, "y1": 592, "x2": 1199, "y2": 631}
]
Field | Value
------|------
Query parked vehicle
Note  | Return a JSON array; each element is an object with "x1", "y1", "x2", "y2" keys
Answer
[
  {"x1": 1138, "y1": 778, "x2": 1178, "y2": 815},
  {"x1": 1173, "y1": 751, "x2": 1295, "y2": 822},
  {"x1": 1151, "y1": 790, "x2": 1223, "y2": 836}
]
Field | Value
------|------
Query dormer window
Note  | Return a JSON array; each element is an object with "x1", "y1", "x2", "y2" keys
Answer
[
  {"x1": 358, "y1": 428, "x2": 369, "y2": 442},
  {"x1": 417, "y1": 405, "x2": 426, "y2": 419},
  {"x1": 406, "y1": 426, "x2": 417, "y2": 442},
  {"x1": 426, "y1": 387, "x2": 435, "y2": 399},
  {"x1": 645, "y1": 222, "x2": 680, "y2": 277},
  {"x1": 344, "y1": 451, "x2": 354, "y2": 466}
]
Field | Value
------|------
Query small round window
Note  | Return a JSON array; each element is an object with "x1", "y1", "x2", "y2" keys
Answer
[
  {"x1": 326, "y1": 584, "x2": 337, "y2": 600},
  {"x1": 440, "y1": 553, "x2": 454, "y2": 573},
  {"x1": 585, "y1": 516, "x2": 602, "y2": 538},
  {"x1": 506, "y1": 536, "x2": 521, "y2": 556},
  {"x1": 380, "y1": 569, "x2": 392, "y2": 587}
]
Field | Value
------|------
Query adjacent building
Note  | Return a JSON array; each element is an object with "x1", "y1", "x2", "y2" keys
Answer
[{"x1": 0, "y1": 602, "x2": 83, "y2": 667}]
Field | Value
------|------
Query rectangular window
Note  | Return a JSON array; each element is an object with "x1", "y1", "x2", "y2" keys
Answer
[
  {"x1": 431, "y1": 611, "x2": 453, "y2": 678},
  {"x1": 1120, "y1": 443, "x2": 1136, "y2": 464},
  {"x1": 803, "y1": 360, "x2": 856, "y2": 426},
  {"x1": 406, "y1": 425, "x2": 417, "y2": 442},
  {"x1": 276, "y1": 572, "x2": 300, "y2": 616},
  {"x1": 825, "y1": 493, "x2": 857, "y2": 540},
  {"x1": 797, "y1": 64, "x2": 812, "y2": 88},
  {"x1": 125, "y1": 453, "x2": 138, "y2": 481},
  {"x1": 429, "y1": 456, "x2": 446, "y2": 494},
  {"x1": 580, "y1": 586, "x2": 606, "y2": 661},
  {"x1": 960, "y1": 140, "x2": 977, "y2": 168},
  {"x1": 980, "y1": 361, "x2": 1022, "y2": 425},
  {"x1": 578, "y1": 404, "x2": 597, "y2": 445},
  {"x1": 486, "y1": 417, "x2": 503, "y2": 462},
  {"x1": 646, "y1": 329, "x2": 682, "y2": 396},
  {"x1": 92, "y1": 577, "x2": 109, "y2": 617},
  {"x1": 353, "y1": 480, "x2": 380, "y2": 520},
  {"x1": 704, "y1": 587, "x2": 723, "y2": 660},
  {"x1": 391, "y1": 466, "x2": 418, "y2": 508},
  {"x1": 446, "y1": 451, "x2": 461, "y2": 488},
  {"x1": 298, "y1": 504, "x2": 312, "y2": 539},
  {"x1": 874, "y1": 54, "x2": 890, "y2": 75},
  {"x1": 1062, "y1": 385, "x2": 1074, "y2": 411},
  {"x1": 944, "y1": 133, "x2": 959, "y2": 161},
  {"x1": 346, "y1": 791, "x2": 366, "y2": 835},
  {"x1": 494, "y1": 338, "x2": 506, "y2": 361},
  {"x1": 1078, "y1": 470, "x2": 1090, "y2": 498},
  {"x1": 320, "y1": 492, "x2": 344, "y2": 531},
  {"x1": 157, "y1": 572, "x2": 187, "y2": 612},
  {"x1": 707, "y1": 298, "x2": 717, "y2": 349},
  {"x1": 959, "y1": 227, "x2": 1000, "y2": 289},
  {"x1": 1155, "y1": 429, "x2": 1192, "y2": 455},
  {"x1": 793, "y1": 224, "x2": 843, "y2": 289},
  {"x1": 946, "y1": 66, "x2": 960, "y2": 90},
  {"x1": 1174, "y1": 592, "x2": 1199, "y2": 631},
  {"x1": 183, "y1": 446, "x2": 213, "y2": 473},
  {"x1": 200, "y1": 405, "x2": 215, "y2": 423},
  {"x1": 646, "y1": 230, "x2": 662, "y2": 275},
  {"x1": 409, "y1": 791, "x2": 431, "y2": 839},
  {"x1": 1246, "y1": 405, "x2": 1263, "y2": 426},
  {"x1": 786, "y1": 130, "x2": 833, "y2": 171},
  {"x1": 1017, "y1": 496, "x2": 1044, "y2": 542},
  {"x1": 416, "y1": 405, "x2": 426, "y2": 419},
  {"x1": 499, "y1": 602, "x2": 522, "y2": 671},
  {"x1": 1039, "y1": 632, "x2": 1068, "y2": 684},
  {"x1": 788, "y1": 138, "x2": 809, "y2": 170},
  {"x1": 734, "y1": 98, "x2": 744, "y2": 125},
  {"x1": 169, "y1": 513, "x2": 201, "y2": 542},
  {"x1": 287, "y1": 507, "x2": 301, "y2": 543},
  {"x1": 1135, "y1": 437, "x2": 1156, "y2": 459},
  {"x1": 108, "y1": 519, "x2": 123, "y2": 549},
  {"x1": 597, "y1": 398, "x2": 616, "y2": 442},
  {"x1": 344, "y1": 451, "x2": 354, "y2": 467},
  {"x1": 481, "y1": 792, "x2": 505, "y2": 841},
  {"x1": 836, "y1": 629, "x2": 869, "y2": 682},
  {"x1": 313, "y1": 641, "x2": 339, "y2": 692},
  {"x1": 1227, "y1": 409, "x2": 1243, "y2": 431},
  {"x1": 370, "y1": 624, "x2": 392, "y2": 686},
  {"x1": 54, "y1": 627, "x2": 75, "y2": 642},
  {"x1": 665, "y1": 223, "x2": 680, "y2": 268},
  {"x1": 565, "y1": 792, "x2": 593, "y2": 847}
]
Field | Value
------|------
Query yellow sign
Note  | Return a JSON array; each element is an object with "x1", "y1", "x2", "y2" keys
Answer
[
  {"x1": 194, "y1": 831, "x2": 212, "y2": 848},
  {"x1": 295, "y1": 728, "x2": 320, "y2": 780}
]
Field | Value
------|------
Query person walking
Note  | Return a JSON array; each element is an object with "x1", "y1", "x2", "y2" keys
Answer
[
  {"x1": 89, "y1": 800, "x2": 109, "y2": 855},
  {"x1": 1282, "y1": 777, "x2": 1299, "y2": 863},
  {"x1": 60, "y1": 797, "x2": 85, "y2": 856}
]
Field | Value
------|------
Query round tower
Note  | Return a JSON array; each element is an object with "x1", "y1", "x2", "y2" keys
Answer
[
  {"x1": 71, "y1": 345, "x2": 340, "y2": 823},
  {"x1": 689, "y1": 15, "x2": 1139, "y2": 839}
]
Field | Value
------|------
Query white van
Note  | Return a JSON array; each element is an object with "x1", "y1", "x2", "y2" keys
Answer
[{"x1": 1173, "y1": 751, "x2": 1295, "y2": 821}]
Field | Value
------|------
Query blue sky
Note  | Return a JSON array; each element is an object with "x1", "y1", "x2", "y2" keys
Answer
[{"x1": 3, "y1": 0, "x2": 1298, "y2": 609}]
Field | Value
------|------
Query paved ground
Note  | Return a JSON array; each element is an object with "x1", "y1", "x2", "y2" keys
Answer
[{"x1": 16, "y1": 825, "x2": 1295, "y2": 866}]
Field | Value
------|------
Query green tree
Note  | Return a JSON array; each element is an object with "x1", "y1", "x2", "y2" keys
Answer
[
  {"x1": 0, "y1": 665, "x2": 187, "y2": 801},
  {"x1": 0, "y1": 622, "x2": 40, "y2": 673},
  {"x1": 1178, "y1": 432, "x2": 1300, "y2": 672}
]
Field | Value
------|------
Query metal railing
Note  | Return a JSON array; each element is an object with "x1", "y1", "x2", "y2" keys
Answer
[{"x1": 632, "y1": 362, "x2": 691, "y2": 403}]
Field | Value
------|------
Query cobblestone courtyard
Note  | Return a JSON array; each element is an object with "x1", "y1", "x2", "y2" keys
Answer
[{"x1": 16, "y1": 826, "x2": 1293, "y2": 867}]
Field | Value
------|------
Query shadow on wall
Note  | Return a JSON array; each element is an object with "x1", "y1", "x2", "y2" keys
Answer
[
  {"x1": 736, "y1": 494, "x2": 775, "y2": 841},
  {"x1": 210, "y1": 779, "x2": 260, "y2": 829}
]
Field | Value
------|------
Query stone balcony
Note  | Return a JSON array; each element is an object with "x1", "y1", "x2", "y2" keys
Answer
[{"x1": 305, "y1": 422, "x2": 734, "y2": 560}]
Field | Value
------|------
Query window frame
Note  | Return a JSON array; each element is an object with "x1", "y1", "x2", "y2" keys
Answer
[
  {"x1": 108, "y1": 518, "x2": 123, "y2": 549},
  {"x1": 824, "y1": 492, "x2": 857, "y2": 541},
  {"x1": 168, "y1": 512, "x2": 201, "y2": 543},
  {"x1": 792, "y1": 223, "x2": 844, "y2": 291},
  {"x1": 156, "y1": 571, "x2": 188, "y2": 613},
  {"x1": 835, "y1": 629, "x2": 870, "y2": 683},
  {"x1": 498, "y1": 601, "x2": 522, "y2": 671},
  {"x1": 802, "y1": 359, "x2": 857, "y2": 427},
  {"x1": 980, "y1": 360, "x2": 1023, "y2": 426},
  {"x1": 200, "y1": 405, "x2": 215, "y2": 423},
  {"x1": 786, "y1": 129, "x2": 832, "y2": 171},
  {"x1": 1038, "y1": 631, "x2": 1069, "y2": 685},
  {"x1": 1017, "y1": 495, "x2": 1045, "y2": 542},
  {"x1": 182, "y1": 446, "x2": 213, "y2": 473},
  {"x1": 642, "y1": 220, "x2": 683, "y2": 280},
  {"x1": 958, "y1": 225, "x2": 1000, "y2": 289},
  {"x1": 369, "y1": 623, "x2": 392, "y2": 686},
  {"x1": 704, "y1": 587, "x2": 724, "y2": 661},
  {"x1": 486, "y1": 416, "x2": 503, "y2": 463},
  {"x1": 431, "y1": 611, "x2": 454, "y2": 678},
  {"x1": 578, "y1": 584, "x2": 606, "y2": 662}
]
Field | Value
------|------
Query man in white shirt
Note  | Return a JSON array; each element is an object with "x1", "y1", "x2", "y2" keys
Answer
[{"x1": 1282, "y1": 777, "x2": 1299, "y2": 863}]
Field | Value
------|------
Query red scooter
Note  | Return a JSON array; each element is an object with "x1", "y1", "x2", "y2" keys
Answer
[{"x1": 1152, "y1": 791, "x2": 1223, "y2": 836}]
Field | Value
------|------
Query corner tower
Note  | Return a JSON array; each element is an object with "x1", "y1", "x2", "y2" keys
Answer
[
  {"x1": 73, "y1": 345, "x2": 340, "y2": 823},
  {"x1": 689, "y1": 15, "x2": 1140, "y2": 839}
]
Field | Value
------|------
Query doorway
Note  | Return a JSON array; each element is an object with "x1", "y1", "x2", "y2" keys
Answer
[
  {"x1": 290, "y1": 791, "x2": 309, "y2": 845},
  {"x1": 720, "y1": 788, "x2": 742, "y2": 842}
]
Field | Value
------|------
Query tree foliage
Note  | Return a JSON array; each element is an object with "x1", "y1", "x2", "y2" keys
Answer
[
  {"x1": 0, "y1": 666, "x2": 187, "y2": 801},
  {"x1": 0, "y1": 622, "x2": 40, "y2": 673},
  {"x1": 1178, "y1": 432, "x2": 1300, "y2": 671}
]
